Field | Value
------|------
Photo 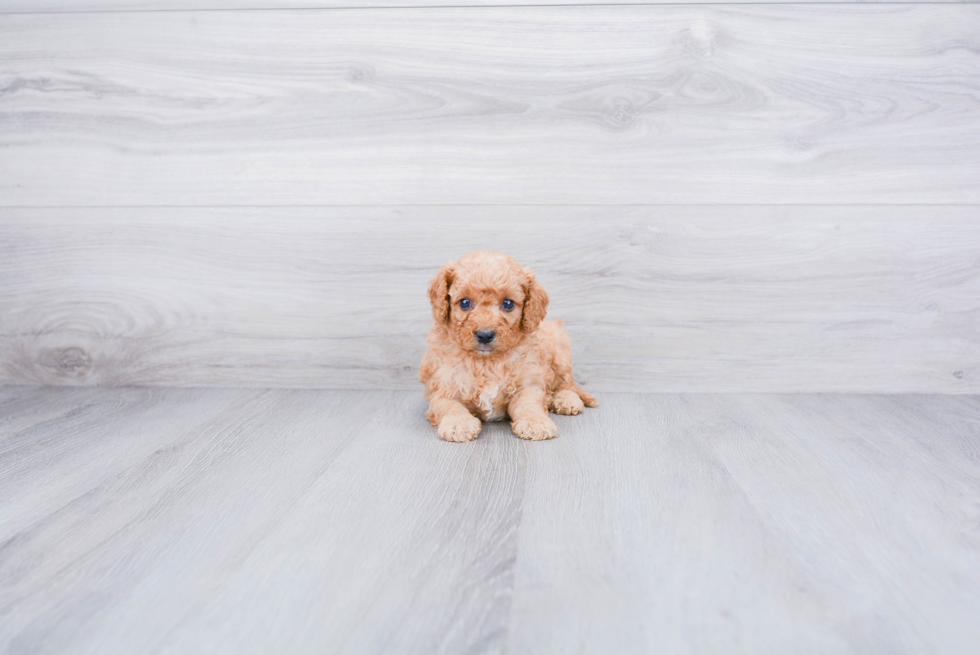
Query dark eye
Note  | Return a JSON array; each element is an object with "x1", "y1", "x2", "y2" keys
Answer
[
  {"x1": 459, "y1": 298, "x2": 472, "y2": 310},
  {"x1": 501, "y1": 298, "x2": 515, "y2": 311}
]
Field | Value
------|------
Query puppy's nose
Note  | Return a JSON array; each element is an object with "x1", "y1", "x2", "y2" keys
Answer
[{"x1": 475, "y1": 328, "x2": 496, "y2": 344}]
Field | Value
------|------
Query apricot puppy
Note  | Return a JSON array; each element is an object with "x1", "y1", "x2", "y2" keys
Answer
[{"x1": 419, "y1": 251, "x2": 597, "y2": 442}]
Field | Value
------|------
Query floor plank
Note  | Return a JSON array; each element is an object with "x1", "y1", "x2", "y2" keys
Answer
[
  {"x1": 509, "y1": 394, "x2": 850, "y2": 654},
  {"x1": 3, "y1": 206, "x2": 977, "y2": 393},
  {"x1": 1, "y1": 388, "x2": 978, "y2": 653},
  {"x1": 2, "y1": 6, "x2": 978, "y2": 205},
  {"x1": 0, "y1": 386, "x2": 103, "y2": 437},
  {"x1": 703, "y1": 395, "x2": 980, "y2": 652}
]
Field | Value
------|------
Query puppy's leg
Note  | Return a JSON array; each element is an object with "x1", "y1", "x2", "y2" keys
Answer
[
  {"x1": 427, "y1": 397, "x2": 482, "y2": 443},
  {"x1": 509, "y1": 387, "x2": 558, "y2": 441},
  {"x1": 545, "y1": 322, "x2": 598, "y2": 411}
]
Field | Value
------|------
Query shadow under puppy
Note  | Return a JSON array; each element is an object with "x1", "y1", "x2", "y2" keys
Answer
[{"x1": 420, "y1": 251, "x2": 597, "y2": 442}]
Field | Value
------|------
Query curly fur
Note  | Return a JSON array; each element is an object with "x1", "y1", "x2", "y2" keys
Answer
[{"x1": 419, "y1": 251, "x2": 597, "y2": 442}]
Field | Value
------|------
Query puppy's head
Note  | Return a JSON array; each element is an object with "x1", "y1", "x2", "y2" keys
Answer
[{"x1": 428, "y1": 251, "x2": 548, "y2": 356}]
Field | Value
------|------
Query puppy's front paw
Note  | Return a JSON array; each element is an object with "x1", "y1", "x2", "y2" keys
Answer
[
  {"x1": 550, "y1": 389, "x2": 584, "y2": 415},
  {"x1": 512, "y1": 415, "x2": 558, "y2": 441},
  {"x1": 438, "y1": 413, "x2": 482, "y2": 443}
]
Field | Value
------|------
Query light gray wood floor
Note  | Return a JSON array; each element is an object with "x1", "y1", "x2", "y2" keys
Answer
[{"x1": 1, "y1": 387, "x2": 978, "y2": 654}]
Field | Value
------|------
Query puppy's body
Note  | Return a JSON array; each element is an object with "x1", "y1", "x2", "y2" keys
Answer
[
  {"x1": 422, "y1": 319, "x2": 586, "y2": 422},
  {"x1": 420, "y1": 251, "x2": 596, "y2": 442}
]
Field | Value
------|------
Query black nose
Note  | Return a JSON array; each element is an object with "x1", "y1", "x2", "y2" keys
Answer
[{"x1": 475, "y1": 329, "x2": 496, "y2": 344}]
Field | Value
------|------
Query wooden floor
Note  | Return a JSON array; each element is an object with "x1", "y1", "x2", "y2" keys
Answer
[{"x1": 1, "y1": 387, "x2": 978, "y2": 654}]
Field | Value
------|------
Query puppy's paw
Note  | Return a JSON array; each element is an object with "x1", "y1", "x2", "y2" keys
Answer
[
  {"x1": 550, "y1": 389, "x2": 584, "y2": 415},
  {"x1": 512, "y1": 415, "x2": 558, "y2": 441},
  {"x1": 438, "y1": 413, "x2": 482, "y2": 443}
]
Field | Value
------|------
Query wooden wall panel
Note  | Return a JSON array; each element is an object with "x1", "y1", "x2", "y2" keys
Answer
[
  {"x1": 2, "y1": 206, "x2": 977, "y2": 392},
  {"x1": 1, "y1": 6, "x2": 979, "y2": 206},
  {"x1": 2, "y1": 5, "x2": 977, "y2": 392},
  {"x1": 1, "y1": 0, "x2": 974, "y2": 12}
]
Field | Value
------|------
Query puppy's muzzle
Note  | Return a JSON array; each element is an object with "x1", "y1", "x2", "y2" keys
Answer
[{"x1": 475, "y1": 329, "x2": 496, "y2": 352}]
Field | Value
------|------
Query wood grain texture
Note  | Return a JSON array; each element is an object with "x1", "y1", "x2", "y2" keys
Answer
[
  {"x1": 1, "y1": 6, "x2": 979, "y2": 205},
  {"x1": 0, "y1": 388, "x2": 524, "y2": 654},
  {"x1": 1, "y1": 388, "x2": 979, "y2": 653},
  {"x1": 509, "y1": 392, "x2": 980, "y2": 654},
  {"x1": 2, "y1": 206, "x2": 977, "y2": 393},
  {"x1": 3, "y1": 0, "x2": 979, "y2": 13}
]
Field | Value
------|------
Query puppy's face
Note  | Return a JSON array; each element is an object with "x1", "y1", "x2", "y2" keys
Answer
[
  {"x1": 448, "y1": 278, "x2": 525, "y2": 356},
  {"x1": 428, "y1": 251, "x2": 549, "y2": 356}
]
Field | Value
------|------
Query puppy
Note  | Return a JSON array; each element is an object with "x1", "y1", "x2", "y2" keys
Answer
[{"x1": 419, "y1": 251, "x2": 597, "y2": 442}]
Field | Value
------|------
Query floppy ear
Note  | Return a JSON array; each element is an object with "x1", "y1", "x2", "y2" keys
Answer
[
  {"x1": 520, "y1": 266, "x2": 549, "y2": 333},
  {"x1": 427, "y1": 261, "x2": 456, "y2": 325}
]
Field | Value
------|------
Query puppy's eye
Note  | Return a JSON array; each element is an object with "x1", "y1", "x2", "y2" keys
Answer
[
  {"x1": 459, "y1": 298, "x2": 472, "y2": 310},
  {"x1": 501, "y1": 298, "x2": 515, "y2": 311}
]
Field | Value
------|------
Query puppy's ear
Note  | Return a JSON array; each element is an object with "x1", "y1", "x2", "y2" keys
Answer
[
  {"x1": 427, "y1": 261, "x2": 456, "y2": 325},
  {"x1": 520, "y1": 266, "x2": 549, "y2": 333}
]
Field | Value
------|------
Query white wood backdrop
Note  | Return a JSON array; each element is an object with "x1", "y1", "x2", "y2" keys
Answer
[
  {"x1": 1, "y1": 207, "x2": 977, "y2": 391},
  {"x1": 1, "y1": 7, "x2": 979, "y2": 206},
  {"x1": 1, "y1": 3, "x2": 978, "y2": 392},
  {"x1": 2, "y1": 0, "x2": 976, "y2": 11}
]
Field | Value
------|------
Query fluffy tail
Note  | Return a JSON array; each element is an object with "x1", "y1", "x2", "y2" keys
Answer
[{"x1": 574, "y1": 384, "x2": 599, "y2": 408}]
